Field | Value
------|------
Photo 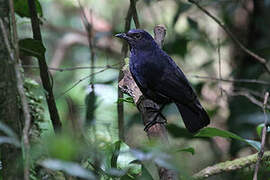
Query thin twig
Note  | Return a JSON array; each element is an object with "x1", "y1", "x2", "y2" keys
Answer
[
  {"x1": 222, "y1": 89, "x2": 270, "y2": 109},
  {"x1": 22, "y1": 64, "x2": 119, "y2": 71},
  {"x1": 217, "y1": 38, "x2": 222, "y2": 96},
  {"x1": 193, "y1": 151, "x2": 270, "y2": 179},
  {"x1": 78, "y1": 1, "x2": 99, "y2": 143},
  {"x1": 191, "y1": 75, "x2": 270, "y2": 86},
  {"x1": 43, "y1": 22, "x2": 87, "y2": 36},
  {"x1": 44, "y1": 24, "x2": 121, "y2": 65},
  {"x1": 57, "y1": 67, "x2": 110, "y2": 98},
  {"x1": 233, "y1": 87, "x2": 264, "y2": 100},
  {"x1": 188, "y1": 0, "x2": 270, "y2": 74},
  {"x1": 78, "y1": 2, "x2": 96, "y2": 95},
  {"x1": 117, "y1": 0, "x2": 139, "y2": 141},
  {"x1": 131, "y1": 0, "x2": 140, "y2": 28},
  {"x1": 253, "y1": 92, "x2": 269, "y2": 180}
]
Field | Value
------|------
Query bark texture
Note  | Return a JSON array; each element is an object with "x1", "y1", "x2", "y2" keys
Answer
[{"x1": 0, "y1": 0, "x2": 23, "y2": 179}]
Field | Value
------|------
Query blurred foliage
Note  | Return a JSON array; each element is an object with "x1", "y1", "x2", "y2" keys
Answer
[
  {"x1": 14, "y1": 0, "x2": 43, "y2": 18},
  {"x1": 0, "y1": 122, "x2": 20, "y2": 147},
  {"x1": 1, "y1": 0, "x2": 270, "y2": 179},
  {"x1": 85, "y1": 91, "x2": 97, "y2": 126},
  {"x1": 177, "y1": 147, "x2": 195, "y2": 155},
  {"x1": 223, "y1": 0, "x2": 270, "y2": 158},
  {"x1": 19, "y1": 38, "x2": 46, "y2": 59},
  {"x1": 117, "y1": 97, "x2": 135, "y2": 106},
  {"x1": 41, "y1": 159, "x2": 95, "y2": 179},
  {"x1": 24, "y1": 78, "x2": 45, "y2": 143}
]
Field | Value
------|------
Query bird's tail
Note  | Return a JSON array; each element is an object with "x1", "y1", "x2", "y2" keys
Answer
[{"x1": 176, "y1": 100, "x2": 210, "y2": 133}]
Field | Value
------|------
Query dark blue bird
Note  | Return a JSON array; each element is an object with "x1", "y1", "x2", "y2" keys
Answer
[{"x1": 116, "y1": 29, "x2": 210, "y2": 133}]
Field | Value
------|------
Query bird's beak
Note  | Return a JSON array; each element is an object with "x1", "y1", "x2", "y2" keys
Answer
[{"x1": 115, "y1": 33, "x2": 132, "y2": 41}]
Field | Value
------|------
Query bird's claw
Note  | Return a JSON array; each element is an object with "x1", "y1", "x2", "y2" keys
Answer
[{"x1": 144, "y1": 112, "x2": 167, "y2": 132}]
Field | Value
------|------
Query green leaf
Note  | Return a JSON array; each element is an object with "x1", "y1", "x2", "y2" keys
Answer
[
  {"x1": 85, "y1": 91, "x2": 97, "y2": 126},
  {"x1": 19, "y1": 38, "x2": 46, "y2": 58},
  {"x1": 166, "y1": 124, "x2": 193, "y2": 139},
  {"x1": 177, "y1": 147, "x2": 195, "y2": 155},
  {"x1": 111, "y1": 141, "x2": 121, "y2": 168},
  {"x1": 14, "y1": 0, "x2": 43, "y2": 18},
  {"x1": 103, "y1": 140, "x2": 139, "y2": 174},
  {"x1": 256, "y1": 123, "x2": 270, "y2": 138},
  {"x1": 195, "y1": 127, "x2": 243, "y2": 141},
  {"x1": 256, "y1": 123, "x2": 264, "y2": 138},
  {"x1": 195, "y1": 127, "x2": 261, "y2": 151},
  {"x1": 244, "y1": 139, "x2": 261, "y2": 151},
  {"x1": 117, "y1": 97, "x2": 135, "y2": 105},
  {"x1": 41, "y1": 159, "x2": 95, "y2": 179}
]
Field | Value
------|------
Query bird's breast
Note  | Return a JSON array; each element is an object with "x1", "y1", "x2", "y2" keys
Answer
[{"x1": 130, "y1": 51, "x2": 164, "y2": 88}]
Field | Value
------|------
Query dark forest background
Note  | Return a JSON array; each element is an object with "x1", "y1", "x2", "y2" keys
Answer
[{"x1": 1, "y1": 0, "x2": 270, "y2": 179}]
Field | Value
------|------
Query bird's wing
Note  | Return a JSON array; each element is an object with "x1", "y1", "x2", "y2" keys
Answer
[
  {"x1": 129, "y1": 61, "x2": 147, "y2": 93},
  {"x1": 153, "y1": 53, "x2": 197, "y2": 105}
]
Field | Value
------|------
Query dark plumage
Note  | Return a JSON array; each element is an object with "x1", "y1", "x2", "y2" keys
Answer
[{"x1": 115, "y1": 29, "x2": 210, "y2": 133}]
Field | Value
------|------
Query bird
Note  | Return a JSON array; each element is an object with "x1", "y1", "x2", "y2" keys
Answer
[{"x1": 115, "y1": 29, "x2": 210, "y2": 133}]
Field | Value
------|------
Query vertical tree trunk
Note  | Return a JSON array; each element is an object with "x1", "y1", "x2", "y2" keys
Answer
[{"x1": 0, "y1": 0, "x2": 23, "y2": 179}]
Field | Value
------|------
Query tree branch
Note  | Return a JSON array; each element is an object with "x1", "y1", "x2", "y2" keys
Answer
[
  {"x1": 27, "y1": 0, "x2": 62, "y2": 131},
  {"x1": 22, "y1": 64, "x2": 119, "y2": 72},
  {"x1": 188, "y1": 0, "x2": 270, "y2": 74},
  {"x1": 78, "y1": 5, "x2": 96, "y2": 91},
  {"x1": 1, "y1": 0, "x2": 33, "y2": 177},
  {"x1": 0, "y1": 15, "x2": 31, "y2": 180},
  {"x1": 191, "y1": 75, "x2": 270, "y2": 86},
  {"x1": 9, "y1": 0, "x2": 32, "y2": 177},
  {"x1": 117, "y1": 0, "x2": 140, "y2": 141},
  {"x1": 131, "y1": 0, "x2": 140, "y2": 29},
  {"x1": 193, "y1": 151, "x2": 270, "y2": 179},
  {"x1": 253, "y1": 92, "x2": 269, "y2": 180},
  {"x1": 222, "y1": 89, "x2": 270, "y2": 109},
  {"x1": 57, "y1": 67, "x2": 111, "y2": 98},
  {"x1": 78, "y1": 3, "x2": 98, "y2": 136}
]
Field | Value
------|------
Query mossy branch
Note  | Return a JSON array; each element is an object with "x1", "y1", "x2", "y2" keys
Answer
[{"x1": 193, "y1": 151, "x2": 270, "y2": 179}]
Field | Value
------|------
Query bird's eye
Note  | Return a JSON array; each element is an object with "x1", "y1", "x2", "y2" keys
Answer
[{"x1": 134, "y1": 33, "x2": 141, "y2": 39}]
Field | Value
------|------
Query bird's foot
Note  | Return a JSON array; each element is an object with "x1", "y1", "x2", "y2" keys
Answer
[
  {"x1": 144, "y1": 111, "x2": 167, "y2": 132},
  {"x1": 144, "y1": 116, "x2": 167, "y2": 132}
]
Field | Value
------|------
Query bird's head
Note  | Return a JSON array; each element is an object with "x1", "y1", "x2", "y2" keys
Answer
[{"x1": 115, "y1": 29, "x2": 156, "y2": 50}]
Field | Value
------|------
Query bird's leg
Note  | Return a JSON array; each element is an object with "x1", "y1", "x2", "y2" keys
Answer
[{"x1": 144, "y1": 104, "x2": 167, "y2": 131}]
